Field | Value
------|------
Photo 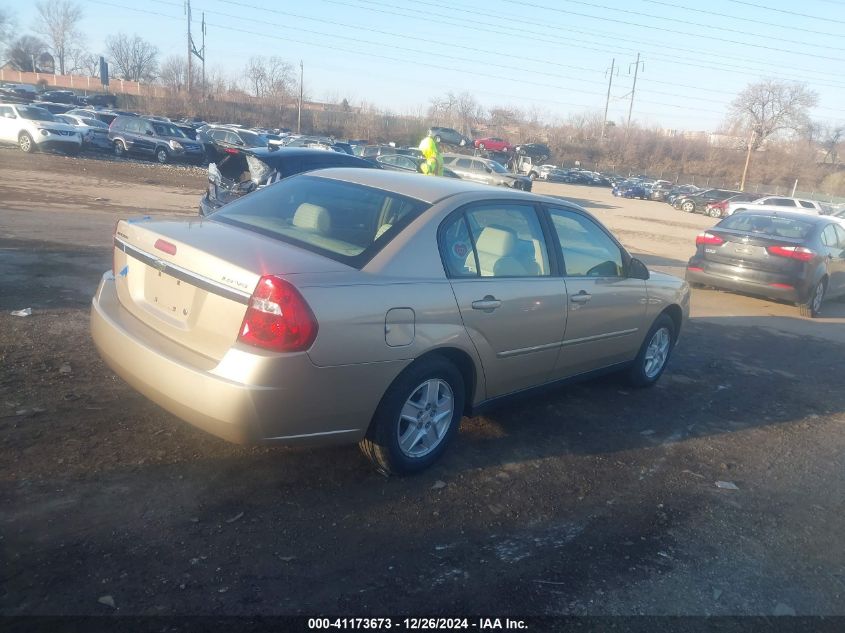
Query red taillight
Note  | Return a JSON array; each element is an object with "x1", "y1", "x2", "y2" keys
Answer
[
  {"x1": 224, "y1": 148, "x2": 239, "y2": 154},
  {"x1": 695, "y1": 232, "x2": 724, "y2": 246},
  {"x1": 766, "y1": 245, "x2": 815, "y2": 262},
  {"x1": 154, "y1": 239, "x2": 177, "y2": 255},
  {"x1": 687, "y1": 266, "x2": 704, "y2": 272},
  {"x1": 238, "y1": 275, "x2": 318, "y2": 352}
]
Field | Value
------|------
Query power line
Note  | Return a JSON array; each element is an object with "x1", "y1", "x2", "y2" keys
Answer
[
  {"x1": 641, "y1": 0, "x2": 845, "y2": 38},
  {"x1": 336, "y1": 0, "x2": 845, "y2": 87},
  {"x1": 725, "y1": 0, "x2": 845, "y2": 25},
  {"x1": 512, "y1": 0, "x2": 845, "y2": 61}
]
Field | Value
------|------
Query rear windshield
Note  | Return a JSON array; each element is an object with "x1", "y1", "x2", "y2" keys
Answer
[
  {"x1": 718, "y1": 213, "x2": 815, "y2": 240},
  {"x1": 212, "y1": 175, "x2": 430, "y2": 268}
]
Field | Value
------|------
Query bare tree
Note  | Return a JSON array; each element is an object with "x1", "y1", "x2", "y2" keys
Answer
[
  {"x1": 243, "y1": 56, "x2": 294, "y2": 99},
  {"x1": 816, "y1": 123, "x2": 845, "y2": 166},
  {"x1": 33, "y1": 0, "x2": 83, "y2": 74},
  {"x1": 105, "y1": 33, "x2": 158, "y2": 82},
  {"x1": 6, "y1": 35, "x2": 49, "y2": 71},
  {"x1": 159, "y1": 54, "x2": 198, "y2": 91},
  {"x1": 728, "y1": 80, "x2": 818, "y2": 189}
]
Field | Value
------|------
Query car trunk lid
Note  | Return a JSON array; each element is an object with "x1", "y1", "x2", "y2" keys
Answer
[
  {"x1": 698, "y1": 228, "x2": 807, "y2": 274},
  {"x1": 113, "y1": 217, "x2": 349, "y2": 361}
]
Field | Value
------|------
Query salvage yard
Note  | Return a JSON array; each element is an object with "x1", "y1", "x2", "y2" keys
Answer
[{"x1": 1, "y1": 148, "x2": 845, "y2": 617}]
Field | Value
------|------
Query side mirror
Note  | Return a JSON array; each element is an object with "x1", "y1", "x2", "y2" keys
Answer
[
  {"x1": 628, "y1": 257, "x2": 650, "y2": 280},
  {"x1": 146, "y1": 129, "x2": 154, "y2": 136}
]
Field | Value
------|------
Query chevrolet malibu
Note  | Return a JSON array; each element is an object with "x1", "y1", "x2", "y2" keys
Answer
[{"x1": 91, "y1": 169, "x2": 689, "y2": 474}]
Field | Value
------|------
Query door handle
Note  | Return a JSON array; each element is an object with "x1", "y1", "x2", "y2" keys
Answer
[
  {"x1": 570, "y1": 291, "x2": 592, "y2": 304},
  {"x1": 472, "y1": 296, "x2": 502, "y2": 311}
]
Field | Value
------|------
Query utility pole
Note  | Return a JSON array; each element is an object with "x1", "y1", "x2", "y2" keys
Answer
[
  {"x1": 201, "y1": 13, "x2": 206, "y2": 94},
  {"x1": 740, "y1": 129, "x2": 756, "y2": 191},
  {"x1": 186, "y1": 0, "x2": 192, "y2": 93},
  {"x1": 297, "y1": 60, "x2": 303, "y2": 134},
  {"x1": 600, "y1": 58, "x2": 616, "y2": 142},
  {"x1": 626, "y1": 53, "x2": 644, "y2": 129}
]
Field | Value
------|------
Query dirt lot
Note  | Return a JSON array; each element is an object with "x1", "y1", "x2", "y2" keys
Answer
[{"x1": 1, "y1": 148, "x2": 844, "y2": 619}]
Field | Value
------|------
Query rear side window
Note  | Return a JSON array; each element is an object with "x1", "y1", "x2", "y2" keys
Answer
[
  {"x1": 799, "y1": 201, "x2": 817, "y2": 209},
  {"x1": 718, "y1": 214, "x2": 814, "y2": 239},
  {"x1": 212, "y1": 175, "x2": 429, "y2": 268},
  {"x1": 821, "y1": 225, "x2": 839, "y2": 247}
]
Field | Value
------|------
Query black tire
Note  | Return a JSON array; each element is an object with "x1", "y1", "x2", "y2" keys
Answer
[
  {"x1": 359, "y1": 356, "x2": 465, "y2": 476},
  {"x1": 681, "y1": 201, "x2": 695, "y2": 213},
  {"x1": 155, "y1": 147, "x2": 169, "y2": 164},
  {"x1": 626, "y1": 314, "x2": 676, "y2": 388},
  {"x1": 799, "y1": 278, "x2": 826, "y2": 318},
  {"x1": 114, "y1": 140, "x2": 126, "y2": 157},
  {"x1": 18, "y1": 132, "x2": 35, "y2": 153},
  {"x1": 708, "y1": 207, "x2": 722, "y2": 218}
]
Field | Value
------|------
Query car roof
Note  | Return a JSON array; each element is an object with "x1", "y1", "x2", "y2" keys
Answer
[{"x1": 310, "y1": 168, "x2": 564, "y2": 205}]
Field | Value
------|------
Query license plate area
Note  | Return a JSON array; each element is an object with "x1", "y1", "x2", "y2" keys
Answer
[{"x1": 145, "y1": 269, "x2": 196, "y2": 322}]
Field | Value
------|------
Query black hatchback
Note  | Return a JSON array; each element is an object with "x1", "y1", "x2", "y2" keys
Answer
[{"x1": 685, "y1": 211, "x2": 845, "y2": 317}]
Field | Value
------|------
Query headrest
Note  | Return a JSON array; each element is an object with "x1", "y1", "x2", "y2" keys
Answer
[
  {"x1": 475, "y1": 226, "x2": 517, "y2": 256},
  {"x1": 293, "y1": 203, "x2": 330, "y2": 233}
]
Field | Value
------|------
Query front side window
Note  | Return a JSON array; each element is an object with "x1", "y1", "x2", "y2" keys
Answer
[
  {"x1": 799, "y1": 200, "x2": 817, "y2": 209},
  {"x1": 212, "y1": 175, "x2": 429, "y2": 268},
  {"x1": 549, "y1": 209, "x2": 623, "y2": 278}
]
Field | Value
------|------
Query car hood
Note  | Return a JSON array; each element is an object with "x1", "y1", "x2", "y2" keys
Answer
[{"x1": 30, "y1": 121, "x2": 78, "y2": 133}]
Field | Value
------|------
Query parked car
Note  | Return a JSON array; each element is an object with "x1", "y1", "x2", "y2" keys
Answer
[
  {"x1": 674, "y1": 189, "x2": 741, "y2": 214},
  {"x1": 473, "y1": 137, "x2": 512, "y2": 152},
  {"x1": 68, "y1": 108, "x2": 135, "y2": 126},
  {"x1": 82, "y1": 93, "x2": 118, "y2": 108},
  {"x1": 725, "y1": 195, "x2": 825, "y2": 217},
  {"x1": 55, "y1": 113, "x2": 112, "y2": 151},
  {"x1": 665, "y1": 185, "x2": 700, "y2": 205},
  {"x1": 375, "y1": 153, "x2": 460, "y2": 178},
  {"x1": 648, "y1": 181, "x2": 675, "y2": 201},
  {"x1": 200, "y1": 125, "x2": 269, "y2": 162},
  {"x1": 612, "y1": 180, "x2": 648, "y2": 199},
  {"x1": 428, "y1": 126, "x2": 470, "y2": 147},
  {"x1": 91, "y1": 168, "x2": 688, "y2": 474},
  {"x1": 31, "y1": 101, "x2": 74, "y2": 114},
  {"x1": 442, "y1": 153, "x2": 532, "y2": 191},
  {"x1": 199, "y1": 147, "x2": 378, "y2": 215},
  {"x1": 0, "y1": 103, "x2": 82, "y2": 154},
  {"x1": 109, "y1": 116, "x2": 205, "y2": 164},
  {"x1": 686, "y1": 210, "x2": 845, "y2": 317},
  {"x1": 513, "y1": 143, "x2": 551, "y2": 159},
  {"x1": 39, "y1": 90, "x2": 81, "y2": 105},
  {"x1": 703, "y1": 193, "x2": 761, "y2": 219}
]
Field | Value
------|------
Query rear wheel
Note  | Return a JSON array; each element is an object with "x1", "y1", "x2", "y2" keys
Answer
[
  {"x1": 799, "y1": 278, "x2": 826, "y2": 318},
  {"x1": 479, "y1": 143, "x2": 486, "y2": 150},
  {"x1": 113, "y1": 140, "x2": 126, "y2": 157},
  {"x1": 626, "y1": 314, "x2": 676, "y2": 388},
  {"x1": 18, "y1": 132, "x2": 34, "y2": 153},
  {"x1": 708, "y1": 207, "x2": 722, "y2": 218},
  {"x1": 359, "y1": 356, "x2": 465, "y2": 476}
]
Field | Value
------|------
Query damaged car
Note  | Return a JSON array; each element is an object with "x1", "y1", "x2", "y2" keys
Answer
[{"x1": 199, "y1": 146, "x2": 378, "y2": 216}]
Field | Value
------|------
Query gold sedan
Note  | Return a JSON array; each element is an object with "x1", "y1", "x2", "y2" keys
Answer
[{"x1": 91, "y1": 168, "x2": 689, "y2": 475}]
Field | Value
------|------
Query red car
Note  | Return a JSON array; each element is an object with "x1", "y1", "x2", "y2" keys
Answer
[{"x1": 473, "y1": 137, "x2": 512, "y2": 152}]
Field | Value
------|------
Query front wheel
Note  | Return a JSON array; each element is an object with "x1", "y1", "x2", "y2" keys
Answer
[
  {"x1": 114, "y1": 140, "x2": 126, "y2": 157},
  {"x1": 155, "y1": 147, "x2": 169, "y2": 164},
  {"x1": 626, "y1": 314, "x2": 676, "y2": 388},
  {"x1": 799, "y1": 279, "x2": 826, "y2": 318},
  {"x1": 681, "y1": 201, "x2": 695, "y2": 213},
  {"x1": 18, "y1": 132, "x2": 34, "y2": 153},
  {"x1": 479, "y1": 143, "x2": 486, "y2": 150},
  {"x1": 359, "y1": 357, "x2": 465, "y2": 476},
  {"x1": 708, "y1": 207, "x2": 722, "y2": 218}
]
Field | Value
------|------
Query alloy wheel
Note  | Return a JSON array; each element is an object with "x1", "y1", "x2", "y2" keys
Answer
[
  {"x1": 643, "y1": 327, "x2": 671, "y2": 378},
  {"x1": 396, "y1": 379, "x2": 454, "y2": 458}
]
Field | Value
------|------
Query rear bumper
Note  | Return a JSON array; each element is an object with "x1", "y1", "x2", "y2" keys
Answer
[
  {"x1": 685, "y1": 258, "x2": 808, "y2": 303},
  {"x1": 91, "y1": 272, "x2": 406, "y2": 446}
]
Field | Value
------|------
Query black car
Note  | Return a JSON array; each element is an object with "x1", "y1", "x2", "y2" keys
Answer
[
  {"x1": 31, "y1": 101, "x2": 74, "y2": 114},
  {"x1": 82, "y1": 93, "x2": 118, "y2": 108},
  {"x1": 674, "y1": 189, "x2": 741, "y2": 214},
  {"x1": 514, "y1": 143, "x2": 551, "y2": 161},
  {"x1": 39, "y1": 90, "x2": 82, "y2": 105},
  {"x1": 686, "y1": 211, "x2": 845, "y2": 317},
  {"x1": 199, "y1": 147, "x2": 379, "y2": 216},
  {"x1": 200, "y1": 126, "x2": 269, "y2": 162},
  {"x1": 109, "y1": 116, "x2": 205, "y2": 164},
  {"x1": 427, "y1": 126, "x2": 470, "y2": 147}
]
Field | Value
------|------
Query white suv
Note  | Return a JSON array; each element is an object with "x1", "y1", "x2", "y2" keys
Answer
[
  {"x1": 725, "y1": 195, "x2": 824, "y2": 217},
  {"x1": 0, "y1": 103, "x2": 82, "y2": 154}
]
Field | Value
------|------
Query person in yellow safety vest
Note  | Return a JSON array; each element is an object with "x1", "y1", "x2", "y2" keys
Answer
[{"x1": 418, "y1": 134, "x2": 443, "y2": 176}]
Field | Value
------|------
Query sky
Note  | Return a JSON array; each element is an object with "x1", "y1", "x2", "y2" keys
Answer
[{"x1": 6, "y1": 0, "x2": 845, "y2": 132}]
